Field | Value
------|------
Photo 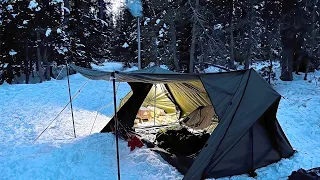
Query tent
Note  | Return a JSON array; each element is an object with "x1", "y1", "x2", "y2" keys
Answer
[{"x1": 71, "y1": 64, "x2": 294, "y2": 179}]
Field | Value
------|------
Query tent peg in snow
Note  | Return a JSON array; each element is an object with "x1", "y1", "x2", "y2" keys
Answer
[{"x1": 71, "y1": 64, "x2": 294, "y2": 180}]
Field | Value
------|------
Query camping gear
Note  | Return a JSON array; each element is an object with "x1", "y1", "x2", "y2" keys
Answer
[
  {"x1": 155, "y1": 127, "x2": 210, "y2": 156},
  {"x1": 127, "y1": 135, "x2": 144, "y2": 151},
  {"x1": 137, "y1": 107, "x2": 152, "y2": 120},
  {"x1": 289, "y1": 167, "x2": 320, "y2": 180},
  {"x1": 180, "y1": 105, "x2": 218, "y2": 130},
  {"x1": 71, "y1": 64, "x2": 295, "y2": 180}
]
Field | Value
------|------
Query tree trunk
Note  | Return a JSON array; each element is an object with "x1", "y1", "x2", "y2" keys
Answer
[
  {"x1": 305, "y1": 0, "x2": 318, "y2": 80},
  {"x1": 280, "y1": 34, "x2": 294, "y2": 81},
  {"x1": 98, "y1": 0, "x2": 105, "y2": 20},
  {"x1": 43, "y1": 46, "x2": 50, "y2": 80},
  {"x1": 189, "y1": 0, "x2": 199, "y2": 73},
  {"x1": 24, "y1": 40, "x2": 29, "y2": 84},
  {"x1": 229, "y1": 0, "x2": 236, "y2": 70},
  {"x1": 169, "y1": 11, "x2": 179, "y2": 71},
  {"x1": 36, "y1": 31, "x2": 44, "y2": 83},
  {"x1": 245, "y1": 0, "x2": 254, "y2": 69},
  {"x1": 29, "y1": 49, "x2": 33, "y2": 78},
  {"x1": 63, "y1": 0, "x2": 70, "y2": 24}
]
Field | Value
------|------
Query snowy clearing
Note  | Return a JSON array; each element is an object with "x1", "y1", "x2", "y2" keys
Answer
[{"x1": 0, "y1": 62, "x2": 319, "y2": 179}]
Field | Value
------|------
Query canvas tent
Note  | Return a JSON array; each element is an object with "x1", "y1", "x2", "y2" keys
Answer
[{"x1": 71, "y1": 64, "x2": 294, "y2": 179}]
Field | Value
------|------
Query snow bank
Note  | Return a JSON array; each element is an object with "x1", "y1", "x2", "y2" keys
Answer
[{"x1": 0, "y1": 134, "x2": 181, "y2": 180}]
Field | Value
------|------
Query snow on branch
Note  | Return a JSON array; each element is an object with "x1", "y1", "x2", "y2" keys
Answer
[
  {"x1": 126, "y1": 0, "x2": 143, "y2": 17},
  {"x1": 28, "y1": 0, "x2": 41, "y2": 11}
]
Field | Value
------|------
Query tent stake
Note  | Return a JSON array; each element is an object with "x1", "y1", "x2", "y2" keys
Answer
[
  {"x1": 66, "y1": 63, "x2": 76, "y2": 138},
  {"x1": 112, "y1": 72, "x2": 121, "y2": 180}
]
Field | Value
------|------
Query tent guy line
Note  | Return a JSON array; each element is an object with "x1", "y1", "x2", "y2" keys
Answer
[{"x1": 32, "y1": 80, "x2": 89, "y2": 144}]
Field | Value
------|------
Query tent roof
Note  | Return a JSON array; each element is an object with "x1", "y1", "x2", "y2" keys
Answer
[{"x1": 70, "y1": 64, "x2": 201, "y2": 83}]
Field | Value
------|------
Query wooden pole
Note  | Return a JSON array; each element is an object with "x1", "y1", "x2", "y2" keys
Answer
[
  {"x1": 112, "y1": 72, "x2": 121, "y2": 180},
  {"x1": 66, "y1": 63, "x2": 76, "y2": 138}
]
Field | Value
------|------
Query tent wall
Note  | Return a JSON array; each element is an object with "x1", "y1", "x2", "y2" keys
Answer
[
  {"x1": 199, "y1": 70, "x2": 247, "y2": 121},
  {"x1": 204, "y1": 99, "x2": 290, "y2": 178},
  {"x1": 119, "y1": 84, "x2": 177, "y2": 114},
  {"x1": 184, "y1": 69, "x2": 294, "y2": 179},
  {"x1": 101, "y1": 82, "x2": 153, "y2": 132},
  {"x1": 166, "y1": 81, "x2": 212, "y2": 117}
]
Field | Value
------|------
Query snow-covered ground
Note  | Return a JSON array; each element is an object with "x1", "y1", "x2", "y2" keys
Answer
[{"x1": 0, "y1": 62, "x2": 319, "y2": 179}]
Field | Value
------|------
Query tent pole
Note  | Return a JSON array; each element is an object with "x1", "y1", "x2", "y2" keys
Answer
[
  {"x1": 66, "y1": 63, "x2": 76, "y2": 138},
  {"x1": 137, "y1": 17, "x2": 141, "y2": 70},
  {"x1": 154, "y1": 84, "x2": 156, "y2": 125},
  {"x1": 112, "y1": 72, "x2": 121, "y2": 180}
]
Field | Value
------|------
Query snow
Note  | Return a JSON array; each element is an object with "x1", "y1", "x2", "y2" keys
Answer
[
  {"x1": 163, "y1": 23, "x2": 167, "y2": 28},
  {"x1": 6, "y1": 5, "x2": 13, "y2": 11},
  {"x1": 28, "y1": 0, "x2": 39, "y2": 10},
  {"x1": 76, "y1": 43, "x2": 85, "y2": 47},
  {"x1": 214, "y1": 24, "x2": 222, "y2": 30},
  {"x1": 144, "y1": 17, "x2": 150, "y2": 25},
  {"x1": 23, "y1": 20, "x2": 29, "y2": 25},
  {"x1": 0, "y1": 61, "x2": 319, "y2": 179},
  {"x1": 63, "y1": 7, "x2": 70, "y2": 14},
  {"x1": 160, "y1": 65, "x2": 169, "y2": 70},
  {"x1": 159, "y1": 28, "x2": 164, "y2": 37},
  {"x1": 91, "y1": 62, "x2": 124, "y2": 72},
  {"x1": 122, "y1": 42, "x2": 129, "y2": 48},
  {"x1": 51, "y1": 0, "x2": 63, "y2": 4},
  {"x1": 56, "y1": 28, "x2": 62, "y2": 34},
  {"x1": 0, "y1": 62, "x2": 181, "y2": 179},
  {"x1": 204, "y1": 66, "x2": 225, "y2": 73},
  {"x1": 55, "y1": 46, "x2": 68, "y2": 54},
  {"x1": 156, "y1": 19, "x2": 161, "y2": 24},
  {"x1": 45, "y1": 28, "x2": 52, "y2": 37},
  {"x1": 9, "y1": 49, "x2": 17, "y2": 56}
]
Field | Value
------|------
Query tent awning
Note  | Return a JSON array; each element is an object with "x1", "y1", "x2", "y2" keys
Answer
[{"x1": 70, "y1": 64, "x2": 200, "y2": 83}]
